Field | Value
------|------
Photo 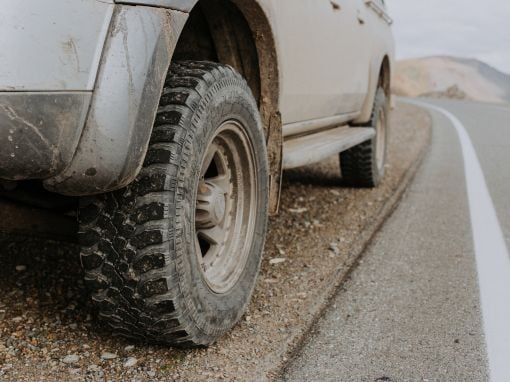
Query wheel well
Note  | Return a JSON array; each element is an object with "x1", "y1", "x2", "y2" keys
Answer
[
  {"x1": 173, "y1": 0, "x2": 282, "y2": 214},
  {"x1": 172, "y1": 0, "x2": 279, "y2": 127},
  {"x1": 379, "y1": 55, "x2": 391, "y2": 97}
]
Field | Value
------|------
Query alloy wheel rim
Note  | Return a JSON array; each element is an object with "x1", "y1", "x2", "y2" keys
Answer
[{"x1": 194, "y1": 120, "x2": 258, "y2": 294}]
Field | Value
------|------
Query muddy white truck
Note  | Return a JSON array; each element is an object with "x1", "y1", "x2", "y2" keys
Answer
[{"x1": 0, "y1": 0, "x2": 394, "y2": 346}]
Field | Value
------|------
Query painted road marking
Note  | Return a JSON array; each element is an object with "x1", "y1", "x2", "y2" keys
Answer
[{"x1": 407, "y1": 99, "x2": 510, "y2": 382}]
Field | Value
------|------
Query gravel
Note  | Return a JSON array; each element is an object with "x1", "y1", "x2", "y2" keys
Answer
[
  {"x1": 62, "y1": 354, "x2": 80, "y2": 364},
  {"x1": 100, "y1": 352, "x2": 118, "y2": 360},
  {"x1": 124, "y1": 357, "x2": 138, "y2": 368},
  {"x1": 0, "y1": 104, "x2": 430, "y2": 381}
]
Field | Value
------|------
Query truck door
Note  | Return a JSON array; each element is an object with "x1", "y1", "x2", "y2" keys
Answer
[{"x1": 271, "y1": 0, "x2": 371, "y2": 126}]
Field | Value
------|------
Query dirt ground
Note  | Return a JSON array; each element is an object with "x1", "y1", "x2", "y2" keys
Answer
[{"x1": 0, "y1": 104, "x2": 431, "y2": 382}]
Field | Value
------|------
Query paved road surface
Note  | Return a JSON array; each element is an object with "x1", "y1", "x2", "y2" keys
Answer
[{"x1": 283, "y1": 99, "x2": 510, "y2": 381}]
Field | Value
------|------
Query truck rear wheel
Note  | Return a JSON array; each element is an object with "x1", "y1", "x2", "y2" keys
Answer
[
  {"x1": 78, "y1": 61, "x2": 269, "y2": 347},
  {"x1": 340, "y1": 87, "x2": 389, "y2": 187}
]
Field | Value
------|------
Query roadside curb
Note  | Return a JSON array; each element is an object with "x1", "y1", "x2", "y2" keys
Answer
[{"x1": 271, "y1": 106, "x2": 433, "y2": 380}]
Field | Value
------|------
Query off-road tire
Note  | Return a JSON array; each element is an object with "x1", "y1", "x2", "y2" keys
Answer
[
  {"x1": 340, "y1": 87, "x2": 389, "y2": 187},
  {"x1": 78, "y1": 61, "x2": 269, "y2": 347}
]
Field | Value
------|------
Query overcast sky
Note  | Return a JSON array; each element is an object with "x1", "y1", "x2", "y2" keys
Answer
[{"x1": 386, "y1": 0, "x2": 510, "y2": 74}]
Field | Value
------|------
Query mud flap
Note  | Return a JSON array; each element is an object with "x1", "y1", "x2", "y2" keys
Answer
[{"x1": 267, "y1": 111, "x2": 282, "y2": 216}]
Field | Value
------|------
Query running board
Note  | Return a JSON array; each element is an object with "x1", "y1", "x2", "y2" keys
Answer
[{"x1": 282, "y1": 126, "x2": 375, "y2": 169}]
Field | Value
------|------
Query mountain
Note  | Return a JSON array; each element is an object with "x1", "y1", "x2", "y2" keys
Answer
[{"x1": 393, "y1": 56, "x2": 510, "y2": 104}]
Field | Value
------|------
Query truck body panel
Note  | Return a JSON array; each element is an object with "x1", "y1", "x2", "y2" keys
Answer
[
  {"x1": 0, "y1": 0, "x2": 394, "y2": 196},
  {"x1": 0, "y1": 0, "x2": 113, "y2": 91}
]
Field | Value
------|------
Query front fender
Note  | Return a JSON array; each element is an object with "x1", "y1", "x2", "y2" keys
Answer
[{"x1": 45, "y1": 5, "x2": 188, "y2": 195}]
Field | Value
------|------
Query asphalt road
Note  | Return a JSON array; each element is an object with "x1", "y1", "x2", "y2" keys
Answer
[{"x1": 282, "y1": 99, "x2": 510, "y2": 382}]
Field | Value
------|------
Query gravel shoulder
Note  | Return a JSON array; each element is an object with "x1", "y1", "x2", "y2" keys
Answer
[{"x1": 0, "y1": 104, "x2": 431, "y2": 381}]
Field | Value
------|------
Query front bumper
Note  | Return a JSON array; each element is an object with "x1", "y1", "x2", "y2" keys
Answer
[{"x1": 0, "y1": 92, "x2": 90, "y2": 180}]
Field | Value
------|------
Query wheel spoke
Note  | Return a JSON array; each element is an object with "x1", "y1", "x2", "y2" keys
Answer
[
  {"x1": 198, "y1": 225, "x2": 224, "y2": 246},
  {"x1": 208, "y1": 175, "x2": 230, "y2": 194}
]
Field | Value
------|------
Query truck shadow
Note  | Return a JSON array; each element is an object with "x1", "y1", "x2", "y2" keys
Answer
[
  {"x1": 0, "y1": 233, "x2": 95, "y2": 331},
  {"x1": 283, "y1": 157, "x2": 345, "y2": 188}
]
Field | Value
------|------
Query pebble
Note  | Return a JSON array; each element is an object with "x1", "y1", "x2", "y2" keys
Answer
[
  {"x1": 328, "y1": 242, "x2": 340, "y2": 256},
  {"x1": 124, "y1": 345, "x2": 135, "y2": 352},
  {"x1": 62, "y1": 354, "x2": 80, "y2": 364},
  {"x1": 123, "y1": 357, "x2": 138, "y2": 368},
  {"x1": 101, "y1": 352, "x2": 118, "y2": 360},
  {"x1": 288, "y1": 207, "x2": 308, "y2": 214},
  {"x1": 15, "y1": 265, "x2": 26, "y2": 272},
  {"x1": 269, "y1": 258, "x2": 286, "y2": 265}
]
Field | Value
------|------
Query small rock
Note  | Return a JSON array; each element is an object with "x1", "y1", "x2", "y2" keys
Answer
[
  {"x1": 87, "y1": 364, "x2": 101, "y2": 372},
  {"x1": 101, "y1": 352, "x2": 118, "y2": 360},
  {"x1": 269, "y1": 258, "x2": 286, "y2": 265},
  {"x1": 12, "y1": 316, "x2": 22, "y2": 323},
  {"x1": 62, "y1": 354, "x2": 80, "y2": 364},
  {"x1": 123, "y1": 357, "x2": 138, "y2": 368},
  {"x1": 288, "y1": 207, "x2": 308, "y2": 214},
  {"x1": 328, "y1": 242, "x2": 340, "y2": 256},
  {"x1": 15, "y1": 265, "x2": 26, "y2": 272},
  {"x1": 124, "y1": 345, "x2": 135, "y2": 352},
  {"x1": 0, "y1": 310, "x2": 5, "y2": 320}
]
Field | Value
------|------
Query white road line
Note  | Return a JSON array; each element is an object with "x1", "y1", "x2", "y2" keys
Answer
[{"x1": 406, "y1": 99, "x2": 510, "y2": 382}]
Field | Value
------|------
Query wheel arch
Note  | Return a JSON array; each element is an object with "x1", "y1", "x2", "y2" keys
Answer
[
  {"x1": 47, "y1": 1, "x2": 283, "y2": 213},
  {"x1": 173, "y1": 0, "x2": 282, "y2": 213},
  {"x1": 354, "y1": 54, "x2": 392, "y2": 125},
  {"x1": 379, "y1": 55, "x2": 391, "y2": 98}
]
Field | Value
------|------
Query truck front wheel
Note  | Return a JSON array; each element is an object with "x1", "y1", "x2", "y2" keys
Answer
[{"x1": 78, "y1": 61, "x2": 269, "y2": 346}]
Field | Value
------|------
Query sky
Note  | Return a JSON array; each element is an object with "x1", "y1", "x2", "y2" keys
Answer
[{"x1": 385, "y1": 0, "x2": 510, "y2": 74}]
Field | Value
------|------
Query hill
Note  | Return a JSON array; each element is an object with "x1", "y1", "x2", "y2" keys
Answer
[{"x1": 393, "y1": 56, "x2": 510, "y2": 103}]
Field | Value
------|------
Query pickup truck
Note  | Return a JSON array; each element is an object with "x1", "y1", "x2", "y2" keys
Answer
[{"x1": 0, "y1": 0, "x2": 394, "y2": 346}]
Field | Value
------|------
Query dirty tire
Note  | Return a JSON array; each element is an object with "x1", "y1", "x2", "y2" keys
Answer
[
  {"x1": 340, "y1": 87, "x2": 389, "y2": 187},
  {"x1": 78, "y1": 61, "x2": 269, "y2": 347}
]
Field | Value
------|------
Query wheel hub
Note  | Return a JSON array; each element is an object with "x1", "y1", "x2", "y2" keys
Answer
[{"x1": 196, "y1": 181, "x2": 227, "y2": 229}]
